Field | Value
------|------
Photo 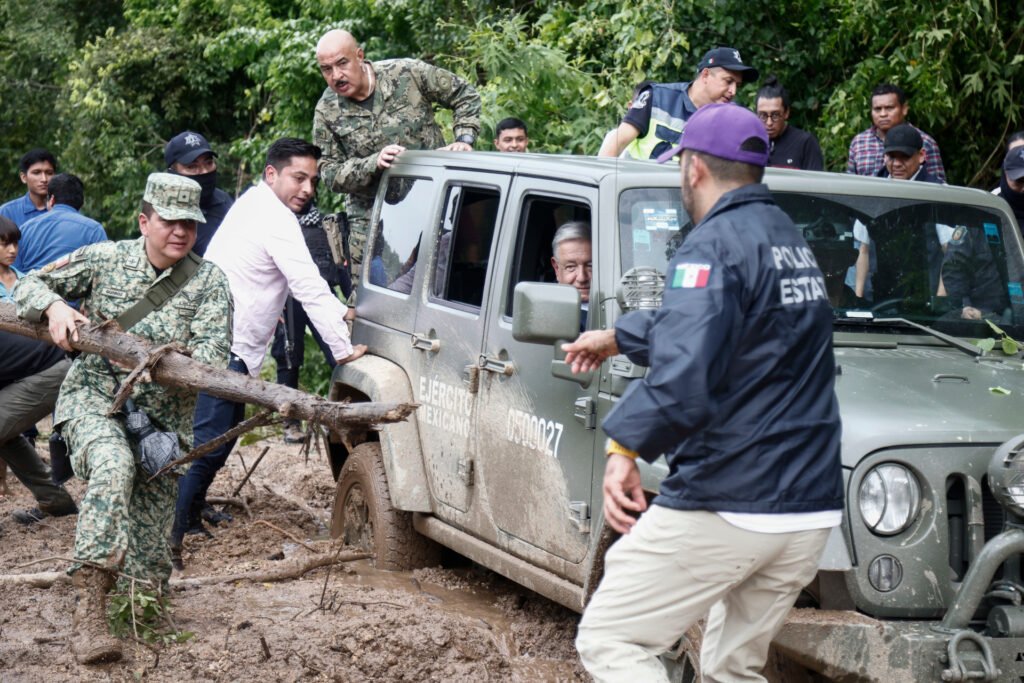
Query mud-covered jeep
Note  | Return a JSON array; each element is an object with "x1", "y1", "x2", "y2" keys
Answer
[{"x1": 328, "y1": 150, "x2": 1024, "y2": 681}]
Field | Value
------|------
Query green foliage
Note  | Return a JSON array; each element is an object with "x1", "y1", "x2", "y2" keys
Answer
[
  {"x1": 978, "y1": 319, "x2": 1022, "y2": 356},
  {"x1": 2, "y1": 0, "x2": 1022, "y2": 237},
  {"x1": 108, "y1": 588, "x2": 194, "y2": 645},
  {"x1": 299, "y1": 331, "x2": 334, "y2": 396}
]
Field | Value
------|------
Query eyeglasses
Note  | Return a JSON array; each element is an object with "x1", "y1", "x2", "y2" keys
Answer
[{"x1": 757, "y1": 112, "x2": 784, "y2": 122}]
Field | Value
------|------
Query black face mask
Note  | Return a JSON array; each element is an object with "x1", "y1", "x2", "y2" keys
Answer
[
  {"x1": 184, "y1": 169, "x2": 218, "y2": 206},
  {"x1": 1000, "y1": 173, "x2": 1024, "y2": 220}
]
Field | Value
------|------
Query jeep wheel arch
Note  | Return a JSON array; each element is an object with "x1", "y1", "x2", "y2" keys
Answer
[{"x1": 329, "y1": 355, "x2": 431, "y2": 512}]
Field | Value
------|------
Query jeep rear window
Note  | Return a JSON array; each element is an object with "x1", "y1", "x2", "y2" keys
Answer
[
  {"x1": 619, "y1": 188, "x2": 1024, "y2": 339},
  {"x1": 368, "y1": 177, "x2": 433, "y2": 294},
  {"x1": 431, "y1": 185, "x2": 500, "y2": 309}
]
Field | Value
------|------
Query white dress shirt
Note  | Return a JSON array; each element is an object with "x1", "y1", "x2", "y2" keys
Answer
[{"x1": 204, "y1": 181, "x2": 353, "y2": 375}]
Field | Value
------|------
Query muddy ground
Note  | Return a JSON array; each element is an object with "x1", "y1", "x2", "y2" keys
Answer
[{"x1": 0, "y1": 431, "x2": 587, "y2": 682}]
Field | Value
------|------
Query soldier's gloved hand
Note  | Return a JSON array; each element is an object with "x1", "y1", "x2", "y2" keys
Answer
[
  {"x1": 336, "y1": 344, "x2": 368, "y2": 365},
  {"x1": 376, "y1": 144, "x2": 407, "y2": 170},
  {"x1": 45, "y1": 300, "x2": 90, "y2": 352}
]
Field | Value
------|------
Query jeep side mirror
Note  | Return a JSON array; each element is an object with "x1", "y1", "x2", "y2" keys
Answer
[{"x1": 512, "y1": 282, "x2": 581, "y2": 343}]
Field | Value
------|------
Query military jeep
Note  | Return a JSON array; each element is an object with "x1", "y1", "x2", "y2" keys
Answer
[{"x1": 328, "y1": 150, "x2": 1024, "y2": 681}]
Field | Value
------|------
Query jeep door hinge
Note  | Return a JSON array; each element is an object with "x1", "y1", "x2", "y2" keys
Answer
[
  {"x1": 457, "y1": 457, "x2": 475, "y2": 487},
  {"x1": 569, "y1": 501, "x2": 591, "y2": 534},
  {"x1": 574, "y1": 396, "x2": 596, "y2": 429}
]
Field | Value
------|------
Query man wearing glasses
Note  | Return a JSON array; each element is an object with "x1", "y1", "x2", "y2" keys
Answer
[{"x1": 755, "y1": 76, "x2": 824, "y2": 171}]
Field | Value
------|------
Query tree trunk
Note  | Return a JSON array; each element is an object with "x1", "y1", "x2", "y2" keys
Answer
[{"x1": 0, "y1": 302, "x2": 415, "y2": 430}]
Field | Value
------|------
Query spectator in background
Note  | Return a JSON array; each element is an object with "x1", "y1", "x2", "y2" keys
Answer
[
  {"x1": 494, "y1": 117, "x2": 529, "y2": 152},
  {"x1": 164, "y1": 131, "x2": 234, "y2": 256},
  {"x1": 14, "y1": 173, "x2": 107, "y2": 272},
  {"x1": 756, "y1": 76, "x2": 824, "y2": 171},
  {"x1": 271, "y1": 198, "x2": 352, "y2": 444},
  {"x1": 998, "y1": 144, "x2": 1024, "y2": 227},
  {"x1": 0, "y1": 149, "x2": 57, "y2": 227},
  {"x1": 599, "y1": 47, "x2": 758, "y2": 160},
  {"x1": 993, "y1": 131, "x2": 1024, "y2": 197},
  {"x1": 847, "y1": 84, "x2": 946, "y2": 182}
]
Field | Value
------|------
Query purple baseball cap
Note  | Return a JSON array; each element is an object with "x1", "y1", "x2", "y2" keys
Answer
[{"x1": 656, "y1": 103, "x2": 769, "y2": 166}]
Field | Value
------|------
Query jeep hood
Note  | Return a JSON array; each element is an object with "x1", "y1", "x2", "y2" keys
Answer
[{"x1": 834, "y1": 343, "x2": 1024, "y2": 463}]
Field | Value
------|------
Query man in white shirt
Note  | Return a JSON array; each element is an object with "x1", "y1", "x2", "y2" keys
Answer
[{"x1": 171, "y1": 138, "x2": 366, "y2": 564}]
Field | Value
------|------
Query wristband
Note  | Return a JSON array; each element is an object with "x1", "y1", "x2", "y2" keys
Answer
[
  {"x1": 455, "y1": 134, "x2": 475, "y2": 146},
  {"x1": 606, "y1": 438, "x2": 639, "y2": 460}
]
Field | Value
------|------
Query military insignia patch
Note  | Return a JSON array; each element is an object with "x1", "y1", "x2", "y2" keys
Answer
[
  {"x1": 40, "y1": 255, "x2": 70, "y2": 273},
  {"x1": 671, "y1": 263, "x2": 711, "y2": 288}
]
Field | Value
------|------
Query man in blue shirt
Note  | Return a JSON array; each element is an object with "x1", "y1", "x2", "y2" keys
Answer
[
  {"x1": 14, "y1": 173, "x2": 107, "y2": 272},
  {"x1": 0, "y1": 149, "x2": 57, "y2": 227}
]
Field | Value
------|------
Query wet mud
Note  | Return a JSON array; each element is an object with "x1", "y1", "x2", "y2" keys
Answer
[{"x1": 0, "y1": 437, "x2": 587, "y2": 681}]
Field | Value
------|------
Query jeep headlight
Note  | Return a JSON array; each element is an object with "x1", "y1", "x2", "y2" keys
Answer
[
  {"x1": 988, "y1": 434, "x2": 1024, "y2": 518},
  {"x1": 858, "y1": 463, "x2": 921, "y2": 536}
]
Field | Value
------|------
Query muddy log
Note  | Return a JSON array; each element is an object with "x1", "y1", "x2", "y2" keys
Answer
[{"x1": 0, "y1": 302, "x2": 416, "y2": 429}]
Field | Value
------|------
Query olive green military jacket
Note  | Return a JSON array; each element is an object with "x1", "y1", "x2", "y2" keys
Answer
[
  {"x1": 313, "y1": 58, "x2": 481, "y2": 232},
  {"x1": 14, "y1": 238, "x2": 233, "y2": 446}
]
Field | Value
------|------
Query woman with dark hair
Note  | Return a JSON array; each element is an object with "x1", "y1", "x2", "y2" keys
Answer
[{"x1": 0, "y1": 216, "x2": 22, "y2": 301}]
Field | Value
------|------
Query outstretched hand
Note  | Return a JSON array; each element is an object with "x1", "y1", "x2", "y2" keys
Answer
[
  {"x1": 602, "y1": 454, "x2": 646, "y2": 534},
  {"x1": 561, "y1": 329, "x2": 618, "y2": 374},
  {"x1": 337, "y1": 344, "x2": 368, "y2": 365},
  {"x1": 45, "y1": 300, "x2": 89, "y2": 352}
]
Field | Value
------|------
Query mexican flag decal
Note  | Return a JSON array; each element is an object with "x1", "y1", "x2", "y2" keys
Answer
[{"x1": 671, "y1": 262, "x2": 711, "y2": 289}]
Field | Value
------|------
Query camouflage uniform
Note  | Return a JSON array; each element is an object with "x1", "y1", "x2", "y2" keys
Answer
[
  {"x1": 313, "y1": 58, "x2": 480, "y2": 268},
  {"x1": 13, "y1": 179, "x2": 232, "y2": 592}
]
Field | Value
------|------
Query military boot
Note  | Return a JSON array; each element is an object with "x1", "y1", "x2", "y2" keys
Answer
[{"x1": 71, "y1": 566, "x2": 122, "y2": 664}]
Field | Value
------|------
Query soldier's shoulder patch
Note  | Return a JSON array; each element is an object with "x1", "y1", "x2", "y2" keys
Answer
[
  {"x1": 671, "y1": 262, "x2": 712, "y2": 289},
  {"x1": 40, "y1": 255, "x2": 71, "y2": 273},
  {"x1": 950, "y1": 226, "x2": 967, "y2": 245}
]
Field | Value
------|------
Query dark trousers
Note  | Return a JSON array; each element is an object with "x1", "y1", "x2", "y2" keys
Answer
[
  {"x1": 172, "y1": 355, "x2": 247, "y2": 538},
  {"x1": 270, "y1": 297, "x2": 337, "y2": 390}
]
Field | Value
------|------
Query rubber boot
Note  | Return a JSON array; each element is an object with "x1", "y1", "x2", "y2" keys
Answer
[{"x1": 71, "y1": 566, "x2": 122, "y2": 664}]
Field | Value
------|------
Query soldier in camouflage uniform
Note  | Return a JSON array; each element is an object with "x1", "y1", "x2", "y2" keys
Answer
[
  {"x1": 13, "y1": 173, "x2": 232, "y2": 665},
  {"x1": 312, "y1": 29, "x2": 480, "y2": 275}
]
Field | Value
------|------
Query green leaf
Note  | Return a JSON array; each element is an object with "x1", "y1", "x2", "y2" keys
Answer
[
  {"x1": 986, "y1": 319, "x2": 1007, "y2": 336},
  {"x1": 1002, "y1": 337, "x2": 1020, "y2": 355},
  {"x1": 976, "y1": 338, "x2": 996, "y2": 352},
  {"x1": 990, "y1": 386, "x2": 1012, "y2": 396}
]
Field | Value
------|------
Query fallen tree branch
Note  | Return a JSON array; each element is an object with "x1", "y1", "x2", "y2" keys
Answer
[
  {"x1": 0, "y1": 302, "x2": 417, "y2": 431},
  {"x1": 253, "y1": 520, "x2": 320, "y2": 553},
  {"x1": 231, "y1": 446, "x2": 271, "y2": 497},
  {"x1": 0, "y1": 551, "x2": 370, "y2": 588}
]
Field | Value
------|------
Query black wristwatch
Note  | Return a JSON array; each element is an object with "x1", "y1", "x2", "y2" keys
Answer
[{"x1": 455, "y1": 134, "x2": 475, "y2": 146}]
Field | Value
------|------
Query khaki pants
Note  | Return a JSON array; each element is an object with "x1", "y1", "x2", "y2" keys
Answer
[{"x1": 576, "y1": 507, "x2": 829, "y2": 683}]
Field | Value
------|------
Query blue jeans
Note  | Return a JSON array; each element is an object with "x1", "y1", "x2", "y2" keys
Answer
[{"x1": 171, "y1": 355, "x2": 247, "y2": 541}]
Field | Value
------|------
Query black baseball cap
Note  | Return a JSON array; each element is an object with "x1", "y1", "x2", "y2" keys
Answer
[
  {"x1": 164, "y1": 131, "x2": 216, "y2": 167},
  {"x1": 883, "y1": 124, "x2": 923, "y2": 156},
  {"x1": 696, "y1": 47, "x2": 759, "y2": 83},
  {"x1": 1004, "y1": 147, "x2": 1024, "y2": 182}
]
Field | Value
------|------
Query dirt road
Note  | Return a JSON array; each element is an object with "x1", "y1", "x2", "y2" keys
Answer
[{"x1": 0, "y1": 436, "x2": 587, "y2": 681}]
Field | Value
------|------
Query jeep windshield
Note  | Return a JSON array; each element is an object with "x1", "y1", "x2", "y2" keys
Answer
[{"x1": 618, "y1": 187, "x2": 1024, "y2": 342}]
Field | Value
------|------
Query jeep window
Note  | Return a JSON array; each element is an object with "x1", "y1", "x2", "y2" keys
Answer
[
  {"x1": 504, "y1": 196, "x2": 591, "y2": 316},
  {"x1": 431, "y1": 185, "x2": 500, "y2": 309},
  {"x1": 368, "y1": 177, "x2": 433, "y2": 294},
  {"x1": 619, "y1": 188, "x2": 1024, "y2": 339}
]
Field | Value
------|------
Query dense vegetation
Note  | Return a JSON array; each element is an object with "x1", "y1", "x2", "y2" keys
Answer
[{"x1": 2, "y1": 0, "x2": 1022, "y2": 237}]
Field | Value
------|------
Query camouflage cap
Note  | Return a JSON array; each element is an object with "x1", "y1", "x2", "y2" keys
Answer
[{"x1": 143, "y1": 172, "x2": 206, "y2": 223}]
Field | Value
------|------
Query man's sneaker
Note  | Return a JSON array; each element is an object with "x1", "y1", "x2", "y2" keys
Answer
[
  {"x1": 184, "y1": 521, "x2": 213, "y2": 538},
  {"x1": 283, "y1": 422, "x2": 306, "y2": 444},
  {"x1": 201, "y1": 504, "x2": 233, "y2": 526}
]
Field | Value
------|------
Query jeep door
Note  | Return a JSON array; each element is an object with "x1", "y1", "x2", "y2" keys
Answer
[
  {"x1": 472, "y1": 177, "x2": 599, "y2": 567},
  {"x1": 410, "y1": 172, "x2": 509, "y2": 521}
]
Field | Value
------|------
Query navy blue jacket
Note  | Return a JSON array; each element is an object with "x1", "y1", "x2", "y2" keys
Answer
[{"x1": 603, "y1": 183, "x2": 843, "y2": 514}]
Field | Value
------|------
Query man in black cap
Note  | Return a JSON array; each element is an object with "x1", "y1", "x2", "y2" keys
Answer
[
  {"x1": 876, "y1": 123, "x2": 941, "y2": 183},
  {"x1": 164, "y1": 131, "x2": 234, "y2": 255},
  {"x1": 999, "y1": 143, "x2": 1024, "y2": 227},
  {"x1": 599, "y1": 46, "x2": 758, "y2": 160}
]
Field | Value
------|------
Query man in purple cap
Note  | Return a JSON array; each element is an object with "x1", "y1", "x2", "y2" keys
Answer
[
  {"x1": 599, "y1": 46, "x2": 759, "y2": 160},
  {"x1": 568, "y1": 103, "x2": 843, "y2": 681},
  {"x1": 164, "y1": 131, "x2": 234, "y2": 255}
]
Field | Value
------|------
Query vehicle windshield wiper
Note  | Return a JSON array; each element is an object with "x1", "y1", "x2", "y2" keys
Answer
[{"x1": 870, "y1": 317, "x2": 982, "y2": 357}]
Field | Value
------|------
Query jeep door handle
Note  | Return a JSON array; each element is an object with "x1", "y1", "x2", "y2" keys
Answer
[
  {"x1": 411, "y1": 333, "x2": 440, "y2": 353},
  {"x1": 479, "y1": 353, "x2": 515, "y2": 376}
]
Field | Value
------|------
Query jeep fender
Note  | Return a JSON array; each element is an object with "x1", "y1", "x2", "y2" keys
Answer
[{"x1": 330, "y1": 355, "x2": 431, "y2": 512}]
